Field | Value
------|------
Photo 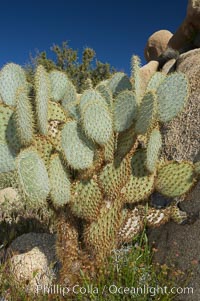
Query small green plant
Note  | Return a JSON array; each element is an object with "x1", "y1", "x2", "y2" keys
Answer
[{"x1": 0, "y1": 56, "x2": 198, "y2": 284}]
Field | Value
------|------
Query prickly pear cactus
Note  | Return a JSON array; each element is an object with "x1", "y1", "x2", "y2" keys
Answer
[{"x1": 0, "y1": 58, "x2": 198, "y2": 282}]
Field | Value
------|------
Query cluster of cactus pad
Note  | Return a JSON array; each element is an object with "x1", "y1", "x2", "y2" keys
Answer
[{"x1": 0, "y1": 57, "x2": 199, "y2": 282}]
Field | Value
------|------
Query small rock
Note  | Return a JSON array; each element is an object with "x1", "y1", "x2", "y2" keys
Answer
[
  {"x1": 6, "y1": 233, "x2": 57, "y2": 293},
  {"x1": 144, "y1": 30, "x2": 173, "y2": 62},
  {"x1": 139, "y1": 60, "x2": 159, "y2": 95},
  {"x1": 161, "y1": 58, "x2": 176, "y2": 74}
]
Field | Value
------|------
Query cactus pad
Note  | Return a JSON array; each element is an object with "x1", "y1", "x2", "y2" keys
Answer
[
  {"x1": 0, "y1": 142, "x2": 16, "y2": 173},
  {"x1": 107, "y1": 72, "x2": 132, "y2": 97},
  {"x1": 114, "y1": 90, "x2": 137, "y2": 132},
  {"x1": 48, "y1": 101, "x2": 67, "y2": 122},
  {"x1": 49, "y1": 154, "x2": 71, "y2": 207},
  {"x1": 135, "y1": 91, "x2": 157, "y2": 135},
  {"x1": 123, "y1": 150, "x2": 155, "y2": 203},
  {"x1": 146, "y1": 72, "x2": 166, "y2": 92},
  {"x1": 35, "y1": 65, "x2": 50, "y2": 135},
  {"x1": 155, "y1": 162, "x2": 195, "y2": 197},
  {"x1": 157, "y1": 72, "x2": 189, "y2": 123},
  {"x1": 146, "y1": 128, "x2": 162, "y2": 173},
  {"x1": 0, "y1": 63, "x2": 27, "y2": 106},
  {"x1": 16, "y1": 149, "x2": 50, "y2": 204},
  {"x1": 81, "y1": 101, "x2": 113, "y2": 145},
  {"x1": 49, "y1": 70, "x2": 69, "y2": 102},
  {"x1": 15, "y1": 87, "x2": 34, "y2": 146},
  {"x1": 70, "y1": 178, "x2": 103, "y2": 221},
  {"x1": 61, "y1": 120, "x2": 94, "y2": 170},
  {"x1": 98, "y1": 156, "x2": 131, "y2": 198}
]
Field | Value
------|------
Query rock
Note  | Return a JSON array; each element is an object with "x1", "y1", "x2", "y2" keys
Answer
[
  {"x1": 161, "y1": 58, "x2": 176, "y2": 74},
  {"x1": 139, "y1": 60, "x2": 159, "y2": 95},
  {"x1": 144, "y1": 30, "x2": 173, "y2": 62},
  {"x1": 149, "y1": 47, "x2": 200, "y2": 301},
  {"x1": 168, "y1": 0, "x2": 200, "y2": 51},
  {"x1": 6, "y1": 233, "x2": 57, "y2": 293},
  {"x1": 0, "y1": 188, "x2": 23, "y2": 221},
  {"x1": 148, "y1": 220, "x2": 200, "y2": 301},
  {"x1": 161, "y1": 49, "x2": 200, "y2": 162}
]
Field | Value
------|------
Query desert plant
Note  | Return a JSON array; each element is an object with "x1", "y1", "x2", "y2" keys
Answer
[{"x1": 0, "y1": 57, "x2": 198, "y2": 285}]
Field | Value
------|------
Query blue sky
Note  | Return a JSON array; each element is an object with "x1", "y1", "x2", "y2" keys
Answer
[{"x1": 0, "y1": 0, "x2": 188, "y2": 74}]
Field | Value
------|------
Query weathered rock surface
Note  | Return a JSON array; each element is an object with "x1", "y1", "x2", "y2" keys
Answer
[
  {"x1": 149, "y1": 47, "x2": 200, "y2": 301},
  {"x1": 168, "y1": 0, "x2": 200, "y2": 51},
  {"x1": 6, "y1": 233, "x2": 57, "y2": 293},
  {"x1": 148, "y1": 220, "x2": 200, "y2": 301},
  {"x1": 144, "y1": 30, "x2": 173, "y2": 62},
  {"x1": 161, "y1": 49, "x2": 200, "y2": 163}
]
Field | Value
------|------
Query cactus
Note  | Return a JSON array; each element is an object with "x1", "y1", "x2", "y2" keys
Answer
[
  {"x1": 155, "y1": 162, "x2": 195, "y2": 197},
  {"x1": 157, "y1": 72, "x2": 189, "y2": 122},
  {"x1": 15, "y1": 86, "x2": 34, "y2": 146},
  {"x1": 35, "y1": 65, "x2": 50, "y2": 135},
  {"x1": 0, "y1": 63, "x2": 27, "y2": 106},
  {"x1": 49, "y1": 154, "x2": 71, "y2": 207},
  {"x1": 146, "y1": 128, "x2": 162, "y2": 173},
  {"x1": 114, "y1": 90, "x2": 137, "y2": 132},
  {"x1": 16, "y1": 148, "x2": 50, "y2": 206},
  {"x1": 0, "y1": 57, "x2": 197, "y2": 282}
]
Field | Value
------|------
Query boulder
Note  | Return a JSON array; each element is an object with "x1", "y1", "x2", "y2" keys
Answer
[
  {"x1": 149, "y1": 48, "x2": 200, "y2": 301},
  {"x1": 139, "y1": 60, "x2": 159, "y2": 95},
  {"x1": 148, "y1": 219, "x2": 200, "y2": 301},
  {"x1": 161, "y1": 58, "x2": 176, "y2": 74},
  {"x1": 144, "y1": 30, "x2": 173, "y2": 62},
  {"x1": 6, "y1": 233, "x2": 57, "y2": 293},
  {"x1": 168, "y1": 0, "x2": 200, "y2": 51},
  {"x1": 161, "y1": 49, "x2": 200, "y2": 162}
]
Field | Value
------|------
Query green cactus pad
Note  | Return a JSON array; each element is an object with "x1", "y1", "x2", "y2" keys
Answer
[
  {"x1": 79, "y1": 89, "x2": 107, "y2": 113},
  {"x1": 155, "y1": 161, "x2": 195, "y2": 197},
  {"x1": 107, "y1": 72, "x2": 132, "y2": 97},
  {"x1": 61, "y1": 120, "x2": 94, "y2": 170},
  {"x1": 70, "y1": 178, "x2": 103, "y2": 221},
  {"x1": 15, "y1": 87, "x2": 34, "y2": 146},
  {"x1": 81, "y1": 101, "x2": 113, "y2": 145},
  {"x1": 64, "y1": 100, "x2": 81, "y2": 120},
  {"x1": 33, "y1": 135, "x2": 53, "y2": 167},
  {"x1": 123, "y1": 150, "x2": 155, "y2": 203},
  {"x1": 48, "y1": 101, "x2": 67, "y2": 122},
  {"x1": 0, "y1": 63, "x2": 27, "y2": 106},
  {"x1": 49, "y1": 154, "x2": 71, "y2": 207},
  {"x1": 61, "y1": 80, "x2": 77, "y2": 109},
  {"x1": 115, "y1": 124, "x2": 137, "y2": 160},
  {"x1": 16, "y1": 148, "x2": 50, "y2": 204},
  {"x1": 157, "y1": 72, "x2": 189, "y2": 123},
  {"x1": 0, "y1": 142, "x2": 16, "y2": 173},
  {"x1": 104, "y1": 134, "x2": 115, "y2": 163},
  {"x1": 146, "y1": 72, "x2": 166, "y2": 92},
  {"x1": 49, "y1": 70, "x2": 69, "y2": 102},
  {"x1": 135, "y1": 91, "x2": 157, "y2": 135},
  {"x1": 35, "y1": 65, "x2": 50, "y2": 135},
  {"x1": 84, "y1": 196, "x2": 124, "y2": 258},
  {"x1": 0, "y1": 104, "x2": 21, "y2": 152},
  {"x1": 96, "y1": 82, "x2": 113, "y2": 107},
  {"x1": 114, "y1": 90, "x2": 137, "y2": 132},
  {"x1": 146, "y1": 128, "x2": 162, "y2": 173},
  {"x1": 131, "y1": 55, "x2": 141, "y2": 99},
  {"x1": 98, "y1": 156, "x2": 131, "y2": 198},
  {"x1": 0, "y1": 104, "x2": 14, "y2": 141}
]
